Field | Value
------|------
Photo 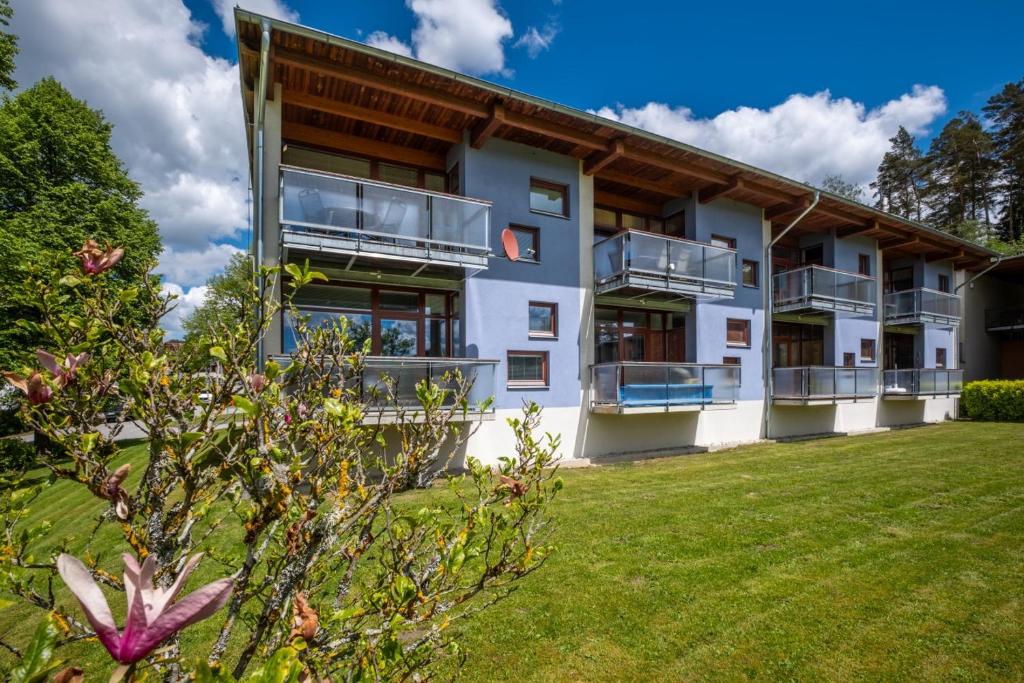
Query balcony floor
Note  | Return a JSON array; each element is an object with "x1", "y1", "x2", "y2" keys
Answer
[
  {"x1": 772, "y1": 395, "x2": 876, "y2": 406},
  {"x1": 591, "y1": 402, "x2": 736, "y2": 415},
  {"x1": 884, "y1": 313, "x2": 961, "y2": 328},
  {"x1": 774, "y1": 296, "x2": 875, "y2": 317},
  {"x1": 595, "y1": 272, "x2": 736, "y2": 301}
]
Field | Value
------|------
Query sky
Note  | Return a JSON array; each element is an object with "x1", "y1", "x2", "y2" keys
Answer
[{"x1": 7, "y1": 0, "x2": 1024, "y2": 337}]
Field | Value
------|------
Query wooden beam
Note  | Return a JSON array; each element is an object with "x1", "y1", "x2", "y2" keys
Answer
[
  {"x1": 594, "y1": 191, "x2": 662, "y2": 216},
  {"x1": 926, "y1": 249, "x2": 963, "y2": 263},
  {"x1": 501, "y1": 108, "x2": 606, "y2": 150},
  {"x1": 621, "y1": 148, "x2": 731, "y2": 185},
  {"x1": 597, "y1": 169, "x2": 690, "y2": 197},
  {"x1": 879, "y1": 235, "x2": 920, "y2": 250},
  {"x1": 813, "y1": 205, "x2": 872, "y2": 227},
  {"x1": 766, "y1": 199, "x2": 811, "y2": 221},
  {"x1": 837, "y1": 220, "x2": 882, "y2": 238},
  {"x1": 470, "y1": 103, "x2": 505, "y2": 149},
  {"x1": 281, "y1": 90, "x2": 463, "y2": 144},
  {"x1": 699, "y1": 176, "x2": 744, "y2": 204},
  {"x1": 284, "y1": 123, "x2": 446, "y2": 170},
  {"x1": 583, "y1": 139, "x2": 625, "y2": 176}
]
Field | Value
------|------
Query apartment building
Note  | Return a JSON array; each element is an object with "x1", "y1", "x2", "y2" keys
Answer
[
  {"x1": 962, "y1": 254, "x2": 1024, "y2": 381},
  {"x1": 235, "y1": 11, "x2": 997, "y2": 463}
]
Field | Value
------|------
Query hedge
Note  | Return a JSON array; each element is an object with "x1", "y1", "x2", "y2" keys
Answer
[
  {"x1": 0, "y1": 437, "x2": 36, "y2": 474},
  {"x1": 961, "y1": 380, "x2": 1024, "y2": 422}
]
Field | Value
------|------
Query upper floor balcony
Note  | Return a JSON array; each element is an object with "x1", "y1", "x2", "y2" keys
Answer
[
  {"x1": 884, "y1": 288, "x2": 961, "y2": 327},
  {"x1": 590, "y1": 362, "x2": 740, "y2": 414},
  {"x1": 772, "y1": 366, "x2": 878, "y2": 405},
  {"x1": 882, "y1": 368, "x2": 962, "y2": 399},
  {"x1": 279, "y1": 166, "x2": 492, "y2": 275},
  {"x1": 593, "y1": 231, "x2": 737, "y2": 301},
  {"x1": 773, "y1": 265, "x2": 875, "y2": 316},
  {"x1": 986, "y1": 308, "x2": 1024, "y2": 334}
]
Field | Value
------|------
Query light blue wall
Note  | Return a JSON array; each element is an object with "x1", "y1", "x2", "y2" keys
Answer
[
  {"x1": 923, "y1": 258, "x2": 954, "y2": 292},
  {"x1": 692, "y1": 198, "x2": 766, "y2": 400},
  {"x1": 459, "y1": 137, "x2": 583, "y2": 409},
  {"x1": 833, "y1": 233, "x2": 879, "y2": 368}
]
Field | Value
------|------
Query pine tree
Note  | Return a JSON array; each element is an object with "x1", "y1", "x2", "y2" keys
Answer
[
  {"x1": 0, "y1": 0, "x2": 17, "y2": 91},
  {"x1": 871, "y1": 126, "x2": 925, "y2": 221},
  {"x1": 922, "y1": 112, "x2": 998, "y2": 237},
  {"x1": 983, "y1": 79, "x2": 1024, "y2": 242}
]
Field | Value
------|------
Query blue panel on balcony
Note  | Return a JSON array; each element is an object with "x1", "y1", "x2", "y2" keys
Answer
[{"x1": 619, "y1": 383, "x2": 713, "y2": 407}]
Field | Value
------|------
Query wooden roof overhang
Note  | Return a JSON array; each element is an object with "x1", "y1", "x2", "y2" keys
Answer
[{"x1": 235, "y1": 10, "x2": 997, "y2": 272}]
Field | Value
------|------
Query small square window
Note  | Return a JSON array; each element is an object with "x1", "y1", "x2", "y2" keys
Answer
[
  {"x1": 860, "y1": 339, "x2": 876, "y2": 362},
  {"x1": 936, "y1": 348, "x2": 947, "y2": 369},
  {"x1": 529, "y1": 178, "x2": 568, "y2": 217},
  {"x1": 938, "y1": 274, "x2": 950, "y2": 293},
  {"x1": 507, "y1": 225, "x2": 540, "y2": 262},
  {"x1": 528, "y1": 302, "x2": 557, "y2": 338},
  {"x1": 446, "y1": 163, "x2": 460, "y2": 196},
  {"x1": 858, "y1": 254, "x2": 871, "y2": 276},
  {"x1": 726, "y1": 319, "x2": 751, "y2": 347},
  {"x1": 723, "y1": 356, "x2": 741, "y2": 365},
  {"x1": 843, "y1": 352, "x2": 856, "y2": 368},
  {"x1": 507, "y1": 351, "x2": 549, "y2": 388},
  {"x1": 742, "y1": 259, "x2": 759, "y2": 288},
  {"x1": 711, "y1": 234, "x2": 736, "y2": 250}
]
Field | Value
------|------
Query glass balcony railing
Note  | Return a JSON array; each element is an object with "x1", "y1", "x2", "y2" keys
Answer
[
  {"x1": 884, "y1": 288, "x2": 961, "y2": 325},
  {"x1": 986, "y1": 308, "x2": 1024, "y2": 333},
  {"x1": 772, "y1": 366, "x2": 878, "y2": 402},
  {"x1": 590, "y1": 362, "x2": 740, "y2": 413},
  {"x1": 594, "y1": 231, "x2": 737, "y2": 299},
  {"x1": 360, "y1": 357, "x2": 498, "y2": 414},
  {"x1": 882, "y1": 369, "x2": 963, "y2": 397},
  {"x1": 279, "y1": 165, "x2": 491, "y2": 266},
  {"x1": 773, "y1": 265, "x2": 876, "y2": 315}
]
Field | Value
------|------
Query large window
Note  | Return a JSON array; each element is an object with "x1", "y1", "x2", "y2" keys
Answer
[
  {"x1": 507, "y1": 351, "x2": 549, "y2": 388},
  {"x1": 938, "y1": 273, "x2": 951, "y2": 293},
  {"x1": 726, "y1": 318, "x2": 751, "y2": 348},
  {"x1": 282, "y1": 145, "x2": 446, "y2": 192},
  {"x1": 773, "y1": 322, "x2": 824, "y2": 367},
  {"x1": 529, "y1": 178, "x2": 568, "y2": 217},
  {"x1": 594, "y1": 206, "x2": 678, "y2": 237},
  {"x1": 595, "y1": 307, "x2": 685, "y2": 363},
  {"x1": 528, "y1": 302, "x2": 557, "y2": 338},
  {"x1": 284, "y1": 283, "x2": 459, "y2": 357}
]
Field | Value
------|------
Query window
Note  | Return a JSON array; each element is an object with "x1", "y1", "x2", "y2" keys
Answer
[
  {"x1": 723, "y1": 356, "x2": 741, "y2": 366},
  {"x1": 507, "y1": 225, "x2": 540, "y2": 262},
  {"x1": 843, "y1": 352, "x2": 856, "y2": 368},
  {"x1": 938, "y1": 274, "x2": 950, "y2": 293},
  {"x1": 282, "y1": 145, "x2": 447, "y2": 191},
  {"x1": 529, "y1": 178, "x2": 568, "y2": 217},
  {"x1": 773, "y1": 322, "x2": 824, "y2": 367},
  {"x1": 593, "y1": 205, "x2": 672, "y2": 235},
  {"x1": 726, "y1": 319, "x2": 751, "y2": 348},
  {"x1": 446, "y1": 163, "x2": 460, "y2": 196},
  {"x1": 802, "y1": 244, "x2": 824, "y2": 266},
  {"x1": 860, "y1": 338, "x2": 876, "y2": 362},
  {"x1": 664, "y1": 211, "x2": 685, "y2": 237},
  {"x1": 711, "y1": 234, "x2": 736, "y2": 250},
  {"x1": 528, "y1": 302, "x2": 557, "y2": 338},
  {"x1": 742, "y1": 259, "x2": 759, "y2": 288},
  {"x1": 858, "y1": 254, "x2": 871, "y2": 276},
  {"x1": 595, "y1": 307, "x2": 685, "y2": 363},
  {"x1": 507, "y1": 351, "x2": 548, "y2": 388},
  {"x1": 936, "y1": 347, "x2": 947, "y2": 369}
]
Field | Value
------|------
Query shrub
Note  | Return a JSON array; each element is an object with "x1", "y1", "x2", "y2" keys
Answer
[
  {"x1": 0, "y1": 436, "x2": 34, "y2": 473},
  {"x1": 961, "y1": 380, "x2": 1024, "y2": 422}
]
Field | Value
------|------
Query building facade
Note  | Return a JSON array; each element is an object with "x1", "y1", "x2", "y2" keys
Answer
[{"x1": 236, "y1": 12, "x2": 996, "y2": 465}]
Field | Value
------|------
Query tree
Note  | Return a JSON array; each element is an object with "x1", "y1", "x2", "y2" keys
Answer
[
  {"x1": 871, "y1": 126, "x2": 925, "y2": 221},
  {"x1": 0, "y1": 78, "x2": 161, "y2": 370},
  {"x1": 180, "y1": 252, "x2": 253, "y2": 362},
  {"x1": 922, "y1": 112, "x2": 999, "y2": 236},
  {"x1": 0, "y1": 0, "x2": 17, "y2": 92},
  {"x1": 820, "y1": 174, "x2": 864, "y2": 202},
  {"x1": 983, "y1": 79, "x2": 1024, "y2": 243}
]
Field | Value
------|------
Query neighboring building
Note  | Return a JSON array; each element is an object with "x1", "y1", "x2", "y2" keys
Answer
[
  {"x1": 235, "y1": 11, "x2": 996, "y2": 463},
  {"x1": 962, "y1": 255, "x2": 1024, "y2": 381}
]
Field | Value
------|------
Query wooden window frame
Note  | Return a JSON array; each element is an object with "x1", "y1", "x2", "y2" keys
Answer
[
  {"x1": 711, "y1": 234, "x2": 737, "y2": 250},
  {"x1": 860, "y1": 338, "x2": 876, "y2": 363},
  {"x1": 722, "y1": 356, "x2": 741, "y2": 366},
  {"x1": 507, "y1": 350, "x2": 549, "y2": 388},
  {"x1": 529, "y1": 177, "x2": 569, "y2": 218},
  {"x1": 507, "y1": 225, "x2": 540, "y2": 263},
  {"x1": 843, "y1": 352, "x2": 856, "y2": 368},
  {"x1": 742, "y1": 259, "x2": 759, "y2": 288},
  {"x1": 726, "y1": 318, "x2": 751, "y2": 348},
  {"x1": 936, "y1": 347, "x2": 947, "y2": 369},
  {"x1": 594, "y1": 307, "x2": 686, "y2": 363},
  {"x1": 528, "y1": 301, "x2": 558, "y2": 339},
  {"x1": 858, "y1": 253, "x2": 871, "y2": 276},
  {"x1": 937, "y1": 273, "x2": 951, "y2": 293},
  {"x1": 284, "y1": 144, "x2": 447, "y2": 192},
  {"x1": 446, "y1": 162, "x2": 460, "y2": 196}
]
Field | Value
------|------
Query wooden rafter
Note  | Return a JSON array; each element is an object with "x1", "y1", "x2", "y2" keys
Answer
[
  {"x1": 927, "y1": 249, "x2": 962, "y2": 263},
  {"x1": 597, "y1": 169, "x2": 690, "y2": 197},
  {"x1": 583, "y1": 139, "x2": 625, "y2": 176},
  {"x1": 879, "y1": 235, "x2": 920, "y2": 250},
  {"x1": 766, "y1": 199, "x2": 811, "y2": 221},
  {"x1": 837, "y1": 220, "x2": 883, "y2": 238},
  {"x1": 284, "y1": 123, "x2": 446, "y2": 170},
  {"x1": 471, "y1": 103, "x2": 505, "y2": 149},
  {"x1": 698, "y1": 176, "x2": 744, "y2": 204}
]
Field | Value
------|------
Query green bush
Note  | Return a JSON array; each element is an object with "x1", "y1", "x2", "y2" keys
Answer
[
  {"x1": 962, "y1": 380, "x2": 1024, "y2": 422},
  {"x1": 0, "y1": 437, "x2": 35, "y2": 473}
]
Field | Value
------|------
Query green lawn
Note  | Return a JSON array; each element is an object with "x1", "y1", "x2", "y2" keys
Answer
[{"x1": 2, "y1": 422, "x2": 1023, "y2": 681}]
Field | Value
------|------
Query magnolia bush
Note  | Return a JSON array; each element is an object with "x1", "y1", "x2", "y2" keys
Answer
[{"x1": 0, "y1": 243, "x2": 561, "y2": 682}]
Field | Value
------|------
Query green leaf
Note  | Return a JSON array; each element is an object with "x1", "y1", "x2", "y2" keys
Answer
[
  {"x1": 209, "y1": 346, "x2": 227, "y2": 362},
  {"x1": 9, "y1": 614, "x2": 63, "y2": 683},
  {"x1": 322, "y1": 397, "x2": 344, "y2": 417},
  {"x1": 58, "y1": 275, "x2": 81, "y2": 288},
  {"x1": 232, "y1": 395, "x2": 256, "y2": 417},
  {"x1": 81, "y1": 432, "x2": 99, "y2": 455}
]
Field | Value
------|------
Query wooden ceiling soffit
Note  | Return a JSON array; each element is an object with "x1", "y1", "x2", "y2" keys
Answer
[
  {"x1": 285, "y1": 123, "x2": 447, "y2": 170},
  {"x1": 698, "y1": 176, "x2": 744, "y2": 204},
  {"x1": 282, "y1": 90, "x2": 463, "y2": 144},
  {"x1": 879, "y1": 234, "x2": 920, "y2": 250},
  {"x1": 836, "y1": 220, "x2": 884, "y2": 238},
  {"x1": 583, "y1": 139, "x2": 626, "y2": 175},
  {"x1": 620, "y1": 148, "x2": 730, "y2": 185},
  {"x1": 597, "y1": 169, "x2": 689, "y2": 197},
  {"x1": 594, "y1": 191, "x2": 661, "y2": 216},
  {"x1": 471, "y1": 102, "x2": 505, "y2": 149},
  {"x1": 926, "y1": 249, "x2": 963, "y2": 263},
  {"x1": 766, "y1": 199, "x2": 811, "y2": 221}
]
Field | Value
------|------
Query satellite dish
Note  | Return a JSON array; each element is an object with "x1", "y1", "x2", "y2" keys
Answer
[{"x1": 500, "y1": 227, "x2": 520, "y2": 261}]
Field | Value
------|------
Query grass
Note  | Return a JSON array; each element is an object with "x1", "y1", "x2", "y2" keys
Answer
[{"x1": 2, "y1": 422, "x2": 1023, "y2": 681}]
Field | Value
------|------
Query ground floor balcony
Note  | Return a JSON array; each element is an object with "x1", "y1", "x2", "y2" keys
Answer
[
  {"x1": 279, "y1": 165, "x2": 492, "y2": 276},
  {"x1": 884, "y1": 288, "x2": 961, "y2": 327},
  {"x1": 986, "y1": 308, "x2": 1024, "y2": 334},
  {"x1": 590, "y1": 362, "x2": 740, "y2": 414},
  {"x1": 594, "y1": 231, "x2": 737, "y2": 302},
  {"x1": 882, "y1": 368, "x2": 963, "y2": 399},
  {"x1": 772, "y1": 366, "x2": 878, "y2": 405},
  {"x1": 773, "y1": 265, "x2": 876, "y2": 316}
]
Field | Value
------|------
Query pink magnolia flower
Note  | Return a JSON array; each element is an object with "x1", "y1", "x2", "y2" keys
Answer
[
  {"x1": 3, "y1": 371, "x2": 53, "y2": 405},
  {"x1": 249, "y1": 373, "x2": 267, "y2": 393},
  {"x1": 73, "y1": 240, "x2": 124, "y2": 275},
  {"x1": 37, "y1": 349, "x2": 90, "y2": 387},
  {"x1": 57, "y1": 553, "x2": 233, "y2": 665}
]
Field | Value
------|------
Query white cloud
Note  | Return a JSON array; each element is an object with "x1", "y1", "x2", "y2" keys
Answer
[
  {"x1": 366, "y1": 0, "x2": 514, "y2": 76},
  {"x1": 592, "y1": 85, "x2": 947, "y2": 192},
  {"x1": 211, "y1": 0, "x2": 299, "y2": 38},
  {"x1": 156, "y1": 243, "x2": 243, "y2": 289},
  {"x1": 514, "y1": 22, "x2": 559, "y2": 59},
  {"x1": 160, "y1": 283, "x2": 210, "y2": 341}
]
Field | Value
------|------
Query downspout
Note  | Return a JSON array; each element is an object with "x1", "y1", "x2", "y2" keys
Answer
[
  {"x1": 253, "y1": 19, "x2": 271, "y2": 372},
  {"x1": 954, "y1": 255, "x2": 1004, "y2": 294},
  {"x1": 763, "y1": 191, "x2": 820, "y2": 440}
]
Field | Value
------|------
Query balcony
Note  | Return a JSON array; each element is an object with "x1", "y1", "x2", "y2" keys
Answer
[
  {"x1": 882, "y1": 368, "x2": 963, "y2": 399},
  {"x1": 590, "y1": 362, "x2": 740, "y2": 414},
  {"x1": 279, "y1": 166, "x2": 491, "y2": 275},
  {"x1": 772, "y1": 366, "x2": 878, "y2": 405},
  {"x1": 773, "y1": 265, "x2": 876, "y2": 316},
  {"x1": 594, "y1": 231, "x2": 737, "y2": 301},
  {"x1": 986, "y1": 308, "x2": 1024, "y2": 334},
  {"x1": 884, "y1": 288, "x2": 961, "y2": 327}
]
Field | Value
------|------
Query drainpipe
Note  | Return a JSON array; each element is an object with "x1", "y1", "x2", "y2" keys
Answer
[
  {"x1": 954, "y1": 254, "x2": 1003, "y2": 294},
  {"x1": 253, "y1": 19, "x2": 271, "y2": 372},
  {"x1": 763, "y1": 191, "x2": 820, "y2": 440}
]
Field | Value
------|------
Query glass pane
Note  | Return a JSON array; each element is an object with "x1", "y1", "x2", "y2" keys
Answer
[
  {"x1": 648, "y1": 219, "x2": 664, "y2": 234},
  {"x1": 509, "y1": 354, "x2": 544, "y2": 382},
  {"x1": 380, "y1": 319, "x2": 418, "y2": 356},
  {"x1": 292, "y1": 284, "x2": 371, "y2": 311},
  {"x1": 595, "y1": 308, "x2": 619, "y2": 324},
  {"x1": 529, "y1": 181, "x2": 565, "y2": 215},
  {"x1": 594, "y1": 207, "x2": 617, "y2": 228},
  {"x1": 425, "y1": 319, "x2": 447, "y2": 357},
  {"x1": 424, "y1": 293, "x2": 447, "y2": 316},
  {"x1": 282, "y1": 147, "x2": 371, "y2": 178},
  {"x1": 623, "y1": 330, "x2": 645, "y2": 361},
  {"x1": 512, "y1": 228, "x2": 538, "y2": 260},
  {"x1": 621, "y1": 213, "x2": 645, "y2": 230},
  {"x1": 424, "y1": 173, "x2": 445, "y2": 192},
  {"x1": 595, "y1": 323, "x2": 619, "y2": 363},
  {"x1": 529, "y1": 304, "x2": 554, "y2": 334},
  {"x1": 622, "y1": 310, "x2": 646, "y2": 328},
  {"x1": 379, "y1": 163, "x2": 420, "y2": 188},
  {"x1": 664, "y1": 212, "x2": 684, "y2": 237},
  {"x1": 379, "y1": 290, "x2": 419, "y2": 312},
  {"x1": 285, "y1": 311, "x2": 371, "y2": 353}
]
